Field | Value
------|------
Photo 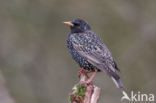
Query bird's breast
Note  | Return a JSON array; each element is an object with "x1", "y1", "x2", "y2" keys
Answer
[
  {"x1": 67, "y1": 35, "x2": 84, "y2": 63},
  {"x1": 66, "y1": 34, "x2": 95, "y2": 71}
]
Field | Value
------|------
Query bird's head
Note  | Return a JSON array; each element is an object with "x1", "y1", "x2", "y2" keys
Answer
[{"x1": 63, "y1": 18, "x2": 91, "y2": 33}]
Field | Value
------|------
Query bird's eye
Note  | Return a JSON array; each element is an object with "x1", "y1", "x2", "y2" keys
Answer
[{"x1": 73, "y1": 22, "x2": 80, "y2": 26}]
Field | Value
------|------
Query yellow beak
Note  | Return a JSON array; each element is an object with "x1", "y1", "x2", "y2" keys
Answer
[{"x1": 63, "y1": 21, "x2": 74, "y2": 26}]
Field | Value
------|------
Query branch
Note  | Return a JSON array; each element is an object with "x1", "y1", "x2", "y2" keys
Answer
[
  {"x1": 0, "y1": 70, "x2": 15, "y2": 103},
  {"x1": 69, "y1": 74, "x2": 101, "y2": 103}
]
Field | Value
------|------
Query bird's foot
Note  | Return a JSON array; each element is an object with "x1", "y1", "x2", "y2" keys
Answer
[
  {"x1": 79, "y1": 80, "x2": 93, "y2": 86},
  {"x1": 78, "y1": 68, "x2": 93, "y2": 79},
  {"x1": 79, "y1": 71, "x2": 97, "y2": 85},
  {"x1": 78, "y1": 68, "x2": 89, "y2": 79},
  {"x1": 78, "y1": 68, "x2": 83, "y2": 78}
]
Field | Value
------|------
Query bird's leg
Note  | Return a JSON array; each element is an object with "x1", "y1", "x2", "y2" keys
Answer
[
  {"x1": 80, "y1": 71, "x2": 97, "y2": 85},
  {"x1": 78, "y1": 68, "x2": 84, "y2": 78},
  {"x1": 78, "y1": 68, "x2": 90, "y2": 79},
  {"x1": 86, "y1": 71, "x2": 97, "y2": 84}
]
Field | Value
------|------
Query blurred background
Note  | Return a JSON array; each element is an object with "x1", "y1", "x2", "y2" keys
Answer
[{"x1": 0, "y1": 0, "x2": 156, "y2": 103}]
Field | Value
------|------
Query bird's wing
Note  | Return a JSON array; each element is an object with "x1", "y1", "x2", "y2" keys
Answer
[{"x1": 71, "y1": 32, "x2": 120, "y2": 79}]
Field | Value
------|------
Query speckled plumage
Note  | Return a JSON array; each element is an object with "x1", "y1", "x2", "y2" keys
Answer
[{"x1": 65, "y1": 18, "x2": 124, "y2": 88}]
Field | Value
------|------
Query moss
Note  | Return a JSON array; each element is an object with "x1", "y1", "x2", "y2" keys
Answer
[
  {"x1": 76, "y1": 85, "x2": 87, "y2": 99},
  {"x1": 68, "y1": 95, "x2": 72, "y2": 103},
  {"x1": 68, "y1": 84, "x2": 87, "y2": 103}
]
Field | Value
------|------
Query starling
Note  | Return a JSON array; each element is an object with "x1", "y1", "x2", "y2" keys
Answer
[{"x1": 64, "y1": 18, "x2": 124, "y2": 88}]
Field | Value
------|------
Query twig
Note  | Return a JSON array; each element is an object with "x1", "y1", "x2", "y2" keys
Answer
[{"x1": 69, "y1": 73, "x2": 101, "y2": 103}]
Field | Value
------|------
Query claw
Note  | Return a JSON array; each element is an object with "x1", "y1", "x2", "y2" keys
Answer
[
  {"x1": 78, "y1": 68, "x2": 94, "y2": 79},
  {"x1": 78, "y1": 69, "x2": 97, "y2": 85},
  {"x1": 79, "y1": 80, "x2": 92, "y2": 85}
]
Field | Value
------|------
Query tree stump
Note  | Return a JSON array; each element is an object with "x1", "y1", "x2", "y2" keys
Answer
[{"x1": 69, "y1": 74, "x2": 101, "y2": 103}]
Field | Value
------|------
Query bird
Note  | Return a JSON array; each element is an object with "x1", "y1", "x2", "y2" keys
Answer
[{"x1": 63, "y1": 18, "x2": 124, "y2": 88}]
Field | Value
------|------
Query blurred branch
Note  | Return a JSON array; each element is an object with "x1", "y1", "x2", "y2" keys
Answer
[
  {"x1": 0, "y1": 70, "x2": 15, "y2": 103},
  {"x1": 69, "y1": 74, "x2": 101, "y2": 103}
]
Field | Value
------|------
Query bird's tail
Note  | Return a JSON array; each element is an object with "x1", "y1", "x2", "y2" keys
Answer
[{"x1": 111, "y1": 76, "x2": 124, "y2": 89}]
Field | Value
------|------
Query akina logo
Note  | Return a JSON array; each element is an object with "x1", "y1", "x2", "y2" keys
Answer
[{"x1": 121, "y1": 91, "x2": 155, "y2": 102}]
